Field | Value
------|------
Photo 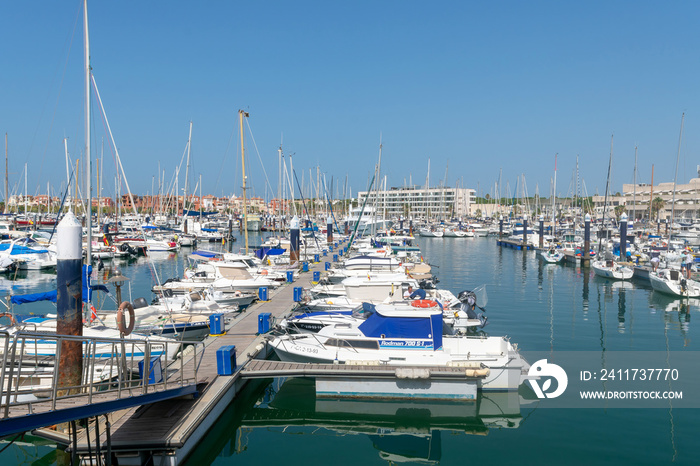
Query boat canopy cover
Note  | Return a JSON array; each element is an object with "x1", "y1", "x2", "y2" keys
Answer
[
  {"x1": 358, "y1": 310, "x2": 442, "y2": 350},
  {"x1": 183, "y1": 209, "x2": 218, "y2": 217},
  {"x1": 11, "y1": 283, "x2": 108, "y2": 306},
  {"x1": 0, "y1": 244, "x2": 50, "y2": 254},
  {"x1": 190, "y1": 250, "x2": 221, "y2": 259},
  {"x1": 10, "y1": 290, "x2": 57, "y2": 305},
  {"x1": 254, "y1": 247, "x2": 286, "y2": 259}
]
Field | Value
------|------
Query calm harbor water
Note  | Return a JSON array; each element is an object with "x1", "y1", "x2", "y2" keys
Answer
[{"x1": 1, "y1": 234, "x2": 698, "y2": 465}]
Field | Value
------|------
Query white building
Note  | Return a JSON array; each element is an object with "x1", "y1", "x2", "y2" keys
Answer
[
  {"x1": 357, "y1": 186, "x2": 476, "y2": 220},
  {"x1": 623, "y1": 177, "x2": 700, "y2": 221}
]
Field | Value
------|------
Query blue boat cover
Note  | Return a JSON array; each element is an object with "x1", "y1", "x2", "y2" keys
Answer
[
  {"x1": 254, "y1": 248, "x2": 286, "y2": 259},
  {"x1": 11, "y1": 284, "x2": 108, "y2": 306},
  {"x1": 10, "y1": 290, "x2": 57, "y2": 305},
  {"x1": 0, "y1": 244, "x2": 49, "y2": 254},
  {"x1": 191, "y1": 250, "x2": 220, "y2": 258},
  {"x1": 359, "y1": 311, "x2": 442, "y2": 350},
  {"x1": 183, "y1": 209, "x2": 218, "y2": 217}
]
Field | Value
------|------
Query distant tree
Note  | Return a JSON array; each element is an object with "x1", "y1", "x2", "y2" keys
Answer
[
  {"x1": 651, "y1": 197, "x2": 665, "y2": 220},
  {"x1": 484, "y1": 194, "x2": 490, "y2": 200},
  {"x1": 614, "y1": 204, "x2": 626, "y2": 220},
  {"x1": 475, "y1": 209, "x2": 482, "y2": 219}
]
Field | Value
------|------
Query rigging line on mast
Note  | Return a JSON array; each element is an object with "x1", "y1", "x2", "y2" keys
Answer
[
  {"x1": 244, "y1": 119, "x2": 275, "y2": 202},
  {"x1": 91, "y1": 73, "x2": 164, "y2": 286},
  {"x1": 213, "y1": 116, "x2": 238, "y2": 196},
  {"x1": 292, "y1": 169, "x2": 322, "y2": 252},
  {"x1": 35, "y1": 2, "x2": 83, "y2": 189},
  {"x1": 321, "y1": 176, "x2": 342, "y2": 235}
]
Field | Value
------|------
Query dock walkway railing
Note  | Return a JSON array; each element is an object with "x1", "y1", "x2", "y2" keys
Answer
[{"x1": 0, "y1": 329, "x2": 204, "y2": 437}]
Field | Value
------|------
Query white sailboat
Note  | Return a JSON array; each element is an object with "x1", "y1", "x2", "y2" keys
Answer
[{"x1": 591, "y1": 259, "x2": 634, "y2": 280}]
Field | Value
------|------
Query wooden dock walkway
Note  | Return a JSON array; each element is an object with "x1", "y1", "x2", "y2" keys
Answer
[
  {"x1": 67, "y1": 256, "x2": 330, "y2": 464},
  {"x1": 240, "y1": 359, "x2": 486, "y2": 380}
]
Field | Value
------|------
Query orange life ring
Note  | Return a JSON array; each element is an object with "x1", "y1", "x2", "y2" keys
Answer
[
  {"x1": 0, "y1": 312, "x2": 17, "y2": 326},
  {"x1": 411, "y1": 299, "x2": 438, "y2": 308},
  {"x1": 260, "y1": 269, "x2": 269, "y2": 275},
  {"x1": 116, "y1": 301, "x2": 135, "y2": 336}
]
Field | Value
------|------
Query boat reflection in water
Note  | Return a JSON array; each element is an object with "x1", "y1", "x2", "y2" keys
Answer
[{"x1": 190, "y1": 377, "x2": 533, "y2": 464}]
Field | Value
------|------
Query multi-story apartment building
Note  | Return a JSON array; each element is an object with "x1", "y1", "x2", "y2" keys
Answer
[{"x1": 357, "y1": 186, "x2": 475, "y2": 220}]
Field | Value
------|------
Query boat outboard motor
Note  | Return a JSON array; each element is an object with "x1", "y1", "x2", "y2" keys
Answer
[
  {"x1": 458, "y1": 290, "x2": 487, "y2": 327},
  {"x1": 132, "y1": 297, "x2": 149, "y2": 309},
  {"x1": 419, "y1": 279, "x2": 437, "y2": 290}
]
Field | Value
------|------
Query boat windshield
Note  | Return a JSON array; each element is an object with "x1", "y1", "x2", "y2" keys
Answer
[
  {"x1": 352, "y1": 303, "x2": 376, "y2": 319},
  {"x1": 324, "y1": 338, "x2": 379, "y2": 350}
]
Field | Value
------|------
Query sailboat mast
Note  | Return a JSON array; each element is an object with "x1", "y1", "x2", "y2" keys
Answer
[
  {"x1": 184, "y1": 121, "x2": 192, "y2": 217},
  {"x1": 552, "y1": 154, "x2": 557, "y2": 237},
  {"x1": 649, "y1": 164, "x2": 654, "y2": 223},
  {"x1": 669, "y1": 113, "x2": 685, "y2": 249},
  {"x1": 633, "y1": 146, "x2": 637, "y2": 223},
  {"x1": 278, "y1": 143, "x2": 282, "y2": 216},
  {"x1": 374, "y1": 139, "x2": 382, "y2": 234},
  {"x1": 96, "y1": 158, "x2": 100, "y2": 228},
  {"x1": 84, "y1": 0, "x2": 92, "y2": 265},
  {"x1": 599, "y1": 135, "x2": 613, "y2": 253},
  {"x1": 4, "y1": 134, "x2": 7, "y2": 215},
  {"x1": 24, "y1": 163, "x2": 28, "y2": 218},
  {"x1": 239, "y1": 110, "x2": 250, "y2": 254},
  {"x1": 64, "y1": 138, "x2": 71, "y2": 213}
]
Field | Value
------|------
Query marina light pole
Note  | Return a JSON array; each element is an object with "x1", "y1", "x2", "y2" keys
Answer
[
  {"x1": 56, "y1": 211, "x2": 84, "y2": 394},
  {"x1": 583, "y1": 213, "x2": 591, "y2": 267},
  {"x1": 290, "y1": 215, "x2": 300, "y2": 264},
  {"x1": 327, "y1": 215, "x2": 333, "y2": 244},
  {"x1": 619, "y1": 212, "x2": 628, "y2": 261}
]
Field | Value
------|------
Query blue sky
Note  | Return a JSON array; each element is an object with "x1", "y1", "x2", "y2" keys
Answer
[{"x1": 1, "y1": 1, "x2": 698, "y2": 203}]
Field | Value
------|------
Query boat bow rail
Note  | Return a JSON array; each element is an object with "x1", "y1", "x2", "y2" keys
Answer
[{"x1": 0, "y1": 329, "x2": 204, "y2": 438}]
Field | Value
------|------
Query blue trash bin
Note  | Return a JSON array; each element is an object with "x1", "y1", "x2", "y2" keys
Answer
[
  {"x1": 286, "y1": 271, "x2": 294, "y2": 283},
  {"x1": 293, "y1": 287, "x2": 303, "y2": 302},
  {"x1": 209, "y1": 313, "x2": 224, "y2": 336},
  {"x1": 323, "y1": 250, "x2": 327, "y2": 256},
  {"x1": 313, "y1": 271, "x2": 320, "y2": 282},
  {"x1": 138, "y1": 356, "x2": 163, "y2": 384},
  {"x1": 258, "y1": 312, "x2": 272, "y2": 333},
  {"x1": 314, "y1": 254, "x2": 320, "y2": 263},
  {"x1": 258, "y1": 286, "x2": 268, "y2": 301},
  {"x1": 333, "y1": 254, "x2": 338, "y2": 262},
  {"x1": 325, "y1": 261, "x2": 331, "y2": 271},
  {"x1": 216, "y1": 345, "x2": 236, "y2": 375},
  {"x1": 302, "y1": 261, "x2": 309, "y2": 272}
]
